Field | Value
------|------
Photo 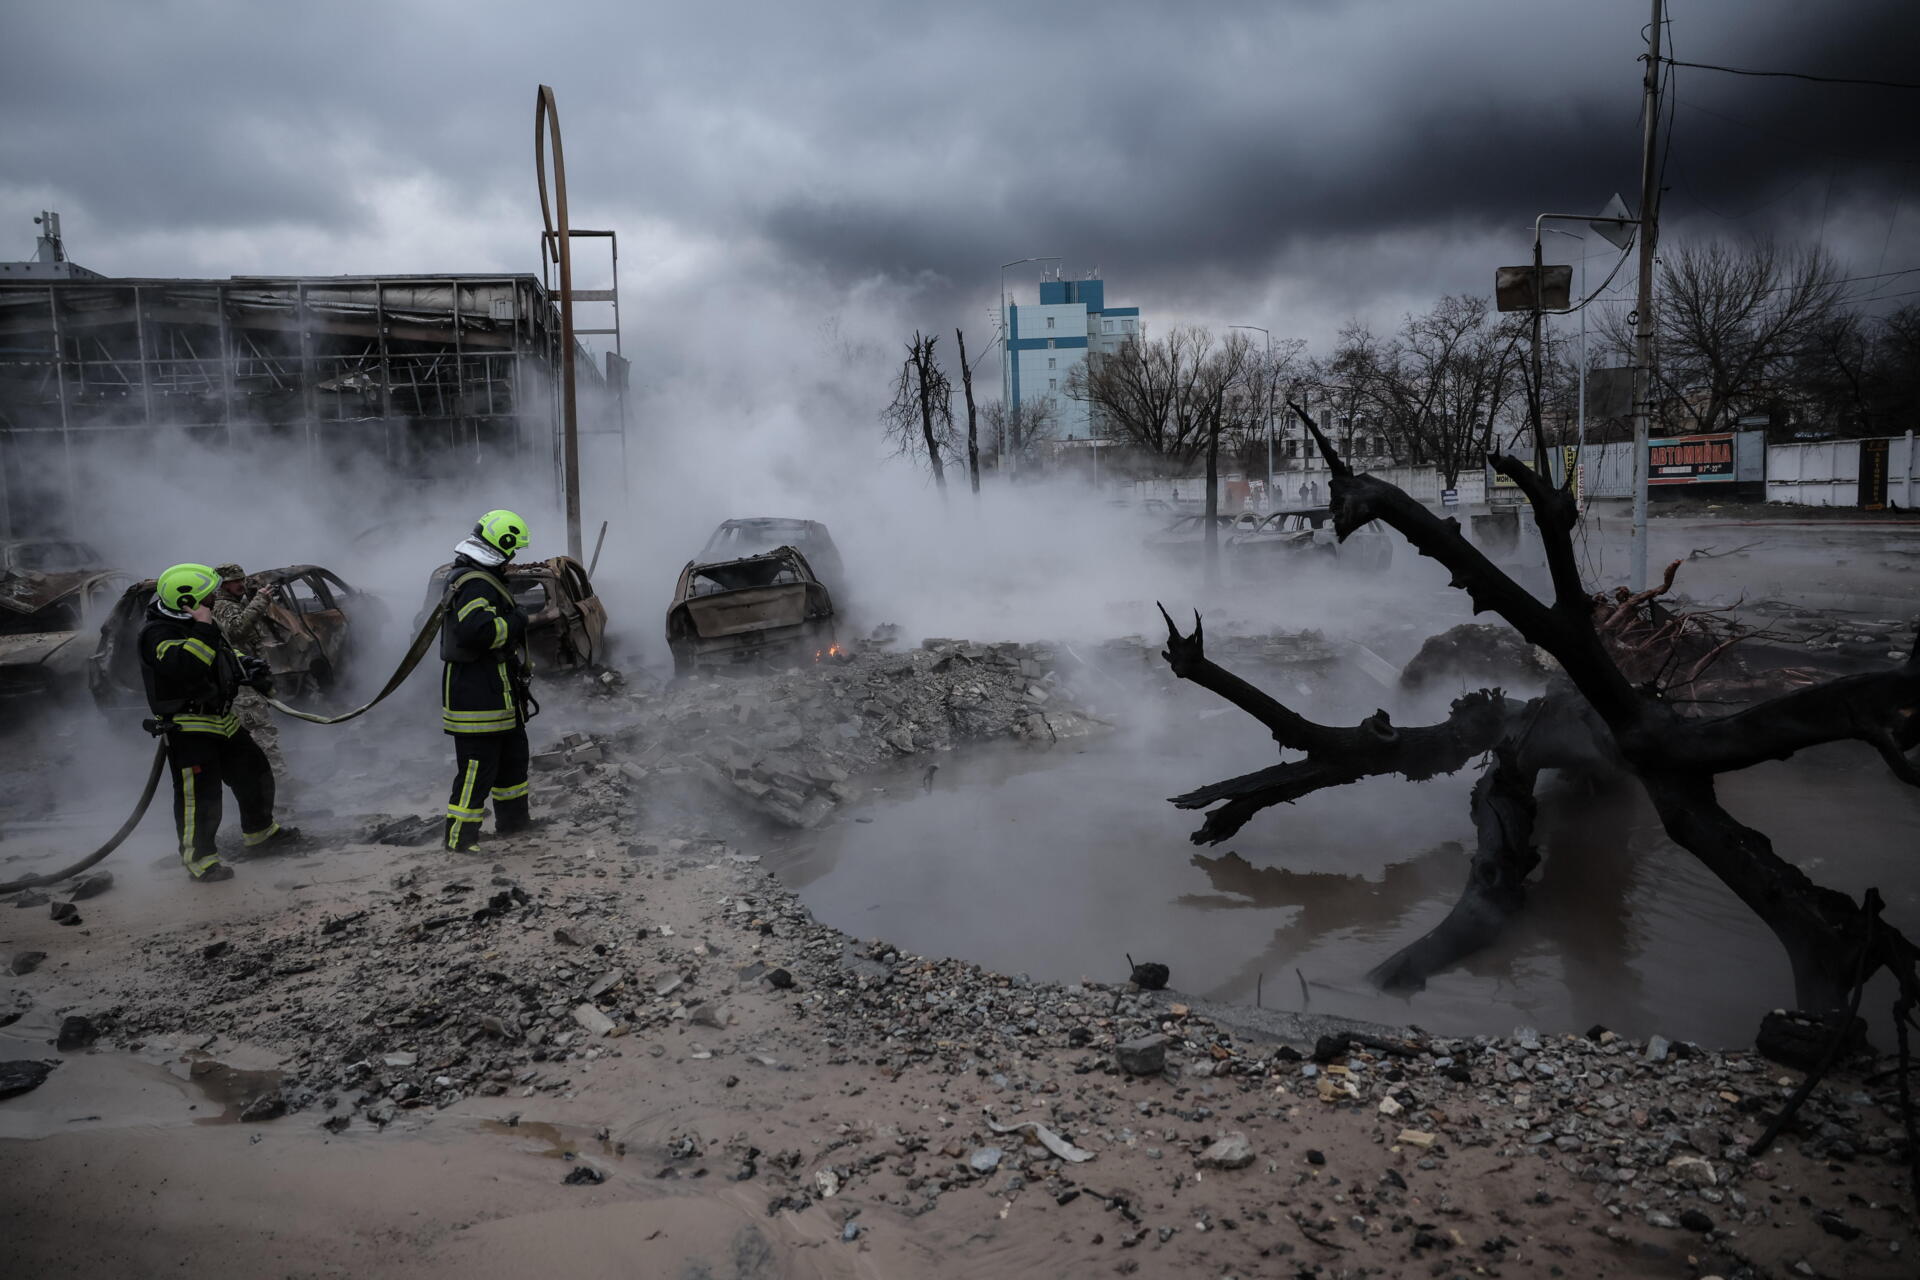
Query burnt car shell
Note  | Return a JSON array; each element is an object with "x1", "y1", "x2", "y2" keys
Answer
[
  {"x1": 1226, "y1": 507, "x2": 1394, "y2": 573},
  {"x1": 667, "y1": 545, "x2": 835, "y2": 674},
  {"x1": 699, "y1": 518, "x2": 846, "y2": 601},
  {"x1": 89, "y1": 564, "x2": 378, "y2": 709},
  {"x1": 419, "y1": 555, "x2": 608, "y2": 673},
  {"x1": 0, "y1": 568, "x2": 129, "y2": 700}
]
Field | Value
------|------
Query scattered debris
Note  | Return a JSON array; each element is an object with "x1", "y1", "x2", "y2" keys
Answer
[
  {"x1": 1116, "y1": 1034, "x2": 1167, "y2": 1076},
  {"x1": 1197, "y1": 1132, "x2": 1256, "y2": 1170},
  {"x1": 55, "y1": 1015, "x2": 97, "y2": 1051},
  {"x1": 0, "y1": 1059, "x2": 57, "y2": 1099},
  {"x1": 984, "y1": 1114, "x2": 1095, "y2": 1163}
]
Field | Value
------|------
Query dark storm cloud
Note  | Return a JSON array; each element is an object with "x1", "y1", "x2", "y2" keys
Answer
[{"x1": 5, "y1": 0, "x2": 1916, "y2": 338}]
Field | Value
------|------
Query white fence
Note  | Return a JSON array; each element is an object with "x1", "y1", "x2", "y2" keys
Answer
[{"x1": 1766, "y1": 433, "x2": 1918, "y2": 508}]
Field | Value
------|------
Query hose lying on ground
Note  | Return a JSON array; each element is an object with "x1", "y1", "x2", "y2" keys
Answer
[
  {"x1": 262, "y1": 601, "x2": 447, "y2": 725},
  {"x1": 0, "y1": 602, "x2": 449, "y2": 893},
  {"x1": 0, "y1": 740, "x2": 167, "y2": 894}
]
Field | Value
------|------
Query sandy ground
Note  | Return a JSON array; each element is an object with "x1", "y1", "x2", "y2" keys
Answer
[{"x1": 3, "y1": 634, "x2": 1918, "y2": 1278}]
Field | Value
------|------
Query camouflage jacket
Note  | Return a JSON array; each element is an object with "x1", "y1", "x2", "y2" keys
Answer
[{"x1": 211, "y1": 588, "x2": 274, "y2": 654}]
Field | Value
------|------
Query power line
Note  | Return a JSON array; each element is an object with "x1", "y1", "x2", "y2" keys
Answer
[
  {"x1": 1661, "y1": 57, "x2": 1920, "y2": 91},
  {"x1": 1751, "y1": 265, "x2": 1920, "y2": 296}
]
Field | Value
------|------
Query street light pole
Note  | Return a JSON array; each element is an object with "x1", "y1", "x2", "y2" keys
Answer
[
  {"x1": 1541, "y1": 226, "x2": 1589, "y2": 505},
  {"x1": 1229, "y1": 325, "x2": 1273, "y2": 506},
  {"x1": 998, "y1": 255, "x2": 1061, "y2": 475}
]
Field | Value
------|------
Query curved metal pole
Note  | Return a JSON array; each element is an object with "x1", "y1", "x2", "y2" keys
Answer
[{"x1": 535, "y1": 85, "x2": 583, "y2": 562}]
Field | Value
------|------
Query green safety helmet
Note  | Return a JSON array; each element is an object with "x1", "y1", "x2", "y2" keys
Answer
[
  {"x1": 156, "y1": 563, "x2": 221, "y2": 613},
  {"x1": 474, "y1": 509, "x2": 530, "y2": 557}
]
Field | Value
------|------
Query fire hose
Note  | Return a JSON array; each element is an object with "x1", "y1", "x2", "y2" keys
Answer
[{"x1": 0, "y1": 601, "x2": 452, "y2": 894}]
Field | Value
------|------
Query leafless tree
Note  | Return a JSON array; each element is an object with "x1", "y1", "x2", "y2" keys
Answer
[
  {"x1": 1068, "y1": 326, "x2": 1257, "y2": 574},
  {"x1": 1066, "y1": 326, "x2": 1255, "y2": 465},
  {"x1": 1792, "y1": 302, "x2": 1920, "y2": 439},
  {"x1": 1325, "y1": 297, "x2": 1527, "y2": 487},
  {"x1": 985, "y1": 397, "x2": 1059, "y2": 462},
  {"x1": 1599, "y1": 239, "x2": 1844, "y2": 434},
  {"x1": 1224, "y1": 335, "x2": 1308, "y2": 473},
  {"x1": 882, "y1": 331, "x2": 952, "y2": 494}
]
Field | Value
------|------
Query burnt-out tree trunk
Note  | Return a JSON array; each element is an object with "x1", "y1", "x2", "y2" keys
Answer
[
  {"x1": 1157, "y1": 399, "x2": 1920, "y2": 1025},
  {"x1": 956, "y1": 328, "x2": 980, "y2": 494},
  {"x1": 883, "y1": 332, "x2": 952, "y2": 495},
  {"x1": 914, "y1": 335, "x2": 948, "y2": 496}
]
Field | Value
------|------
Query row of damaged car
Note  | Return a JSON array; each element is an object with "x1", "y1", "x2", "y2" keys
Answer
[
  {"x1": 1143, "y1": 507, "x2": 1394, "y2": 574},
  {"x1": 2, "y1": 516, "x2": 851, "y2": 709}
]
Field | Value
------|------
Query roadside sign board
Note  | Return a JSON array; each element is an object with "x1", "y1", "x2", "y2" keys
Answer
[
  {"x1": 1648, "y1": 432, "x2": 1736, "y2": 485},
  {"x1": 1441, "y1": 488, "x2": 1459, "y2": 506},
  {"x1": 1860, "y1": 438, "x2": 1891, "y2": 510}
]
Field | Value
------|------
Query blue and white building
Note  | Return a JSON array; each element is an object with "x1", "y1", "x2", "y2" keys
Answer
[{"x1": 1001, "y1": 275, "x2": 1140, "y2": 443}]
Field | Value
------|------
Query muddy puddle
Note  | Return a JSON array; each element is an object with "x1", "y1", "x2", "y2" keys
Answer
[{"x1": 774, "y1": 700, "x2": 1920, "y2": 1048}]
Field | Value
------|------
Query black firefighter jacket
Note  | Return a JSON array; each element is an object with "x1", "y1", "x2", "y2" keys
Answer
[
  {"x1": 139, "y1": 609, "x2": 246, "y2": 736},
  {"x1": 440, "y1": 561, "x2": 530, "y2": 734}
]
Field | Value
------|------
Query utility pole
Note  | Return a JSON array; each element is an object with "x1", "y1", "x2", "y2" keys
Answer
[{"x1": 1629, "y1": 0, "x2": 1663, "y2": 591}]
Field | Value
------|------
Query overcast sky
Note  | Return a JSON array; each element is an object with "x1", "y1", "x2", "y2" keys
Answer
[{"x1": 6, "y1": 0, "x2": 1917, "y2": 408}]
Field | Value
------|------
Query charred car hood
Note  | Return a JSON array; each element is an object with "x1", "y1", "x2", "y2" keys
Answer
[{"x1": 0, "y1": 569, "x2": 103, "y2": 617}]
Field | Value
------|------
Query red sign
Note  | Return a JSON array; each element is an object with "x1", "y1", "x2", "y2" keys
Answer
[{"x1": 1648, "y1": 433, "x2": 1736, "y2": 485}]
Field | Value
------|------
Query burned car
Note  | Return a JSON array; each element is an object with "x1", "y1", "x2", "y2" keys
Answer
[
  {"x1": 419, "y1": 555, "x2": 608, "y2": 673},
  {"x1": 1144, "y1": 512, "x2": 1255, "y2": 559},
  {"x1": 0, "y1": 539, "x2": 129, "y2": 700},
  {"x1": 1226, "y1": 507, "x2": 1394, "y2": 573},
  {"x1": 666, "y1": 545, "x2": 836, "y2": 675},
  {"x1": 698, "y1": 518, "x2": 846, "y2": 601},
  {"x1": 90, "y1": 564, "x2": 382, "y2": 709}
]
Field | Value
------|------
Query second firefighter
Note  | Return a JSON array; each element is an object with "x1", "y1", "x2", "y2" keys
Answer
[{"x1": 441, "y1": 509, "x2": 536, "y2": 851}]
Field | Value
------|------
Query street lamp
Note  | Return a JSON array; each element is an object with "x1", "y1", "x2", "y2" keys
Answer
[
  {"x1": 1539, "y1": 226, "x2": 1589, "y2": 505},
  {"x1": 1228, "y1": 325, "x2": 1274, "y2": 503},
  {"x1": 998, "y1": 256, "x2": 1061, "y2": 472}
]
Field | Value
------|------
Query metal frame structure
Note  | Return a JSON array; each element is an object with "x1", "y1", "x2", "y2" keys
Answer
[{"x1": 0, "y1": 274, "x2": 599, "y2": 538}]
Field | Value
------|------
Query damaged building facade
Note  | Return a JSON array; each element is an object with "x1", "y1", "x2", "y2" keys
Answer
[{"x1": 0, "y1": 216, "x2": 616, "y2": 538}]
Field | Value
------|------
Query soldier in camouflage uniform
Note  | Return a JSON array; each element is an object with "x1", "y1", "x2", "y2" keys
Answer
[{"x1": 210, "y1": 564, "x2": 284, "y2": 774}]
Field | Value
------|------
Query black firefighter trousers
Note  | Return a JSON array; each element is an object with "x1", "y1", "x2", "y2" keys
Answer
[
  {"x1": 445, "y1": 726, "x2": 531, "y2": 851},
  {"x1": 166, "y1": 728, "x2": 276, "y2": 878}
]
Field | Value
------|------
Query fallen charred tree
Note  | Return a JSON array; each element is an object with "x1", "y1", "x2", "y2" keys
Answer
[{"x1": 1159, "y1": 402, "x2": 1920, "y2": 1095}]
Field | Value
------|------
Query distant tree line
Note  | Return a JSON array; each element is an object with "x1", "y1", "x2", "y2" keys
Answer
[{"x1": 881, "y1": 235, "x2": 1919, "y2": 493}]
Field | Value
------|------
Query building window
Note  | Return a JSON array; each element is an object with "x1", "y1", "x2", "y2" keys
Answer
[
  {"x1": 1046, "y1": 316, "x2": 1055, "y2": 329},
  {"x1": 1121, "y1": 319, "x2": 1135, "y2": 332},
  {"x1": 1047, "y1": 357, "x2": 1056, "y2": 369},
  {"x1": 1049, "y1": 378, "x2": 1058, "y2": 390},
  {"x1": 1103, "y1": 319, "x2": 1114, "y2": 333},
  {"x1": 1048, "y1": 338, "x2": 1056, "y2": 349}
]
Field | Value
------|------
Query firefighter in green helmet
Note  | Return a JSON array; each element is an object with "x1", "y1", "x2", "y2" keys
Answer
[
  {"x1": 140, "y1": 562, "x2": 299, "y2": 882},
  {"x1": 440, "y1": 510, "x2": 537, "y2": 851}
]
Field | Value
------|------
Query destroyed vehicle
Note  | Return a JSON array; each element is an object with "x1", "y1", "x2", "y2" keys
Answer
[
  {"x1": 0, "y1": 540, "x2": 130, "y2": 700},
  {"x1": 1, "y1": 537, "x2": 110, "y2": 579},
  {"x1": 699, "y1": 518, "x2": 846, "y2": 600},
  {"x1": 419, "y1": 555, "x2": 608, "y2": 672},
  {"x1": 90, "y1": 564, "x2": 381, "y2": 709},
  {"x1": 1144, "y1": 512, "x2": 1256, "y2": 556},
  {"x1": 1226, "y1": 507, "x2": 1394, "y2": 573},
  {"x1": 666, "y1": 545, "x2": 836, "y2": 675}
]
